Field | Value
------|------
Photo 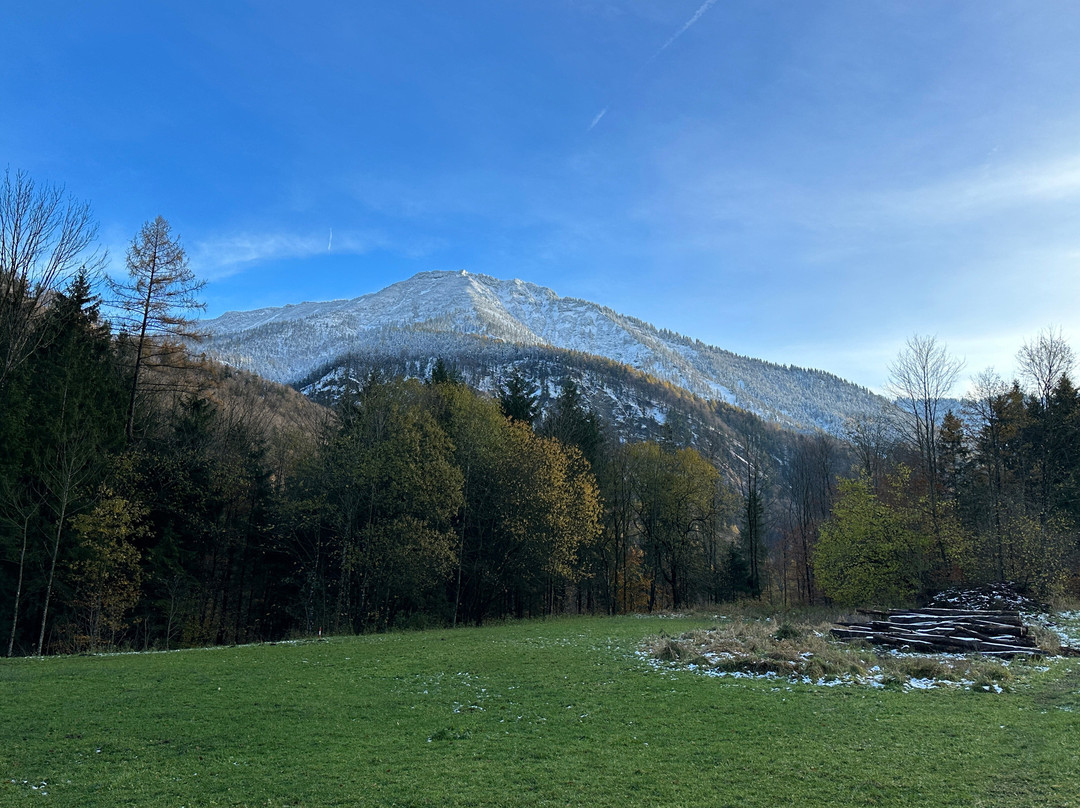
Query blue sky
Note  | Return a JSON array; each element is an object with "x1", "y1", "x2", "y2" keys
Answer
[{"x1": 4, "y1": 1, "x2": 1080, "y2": 393}]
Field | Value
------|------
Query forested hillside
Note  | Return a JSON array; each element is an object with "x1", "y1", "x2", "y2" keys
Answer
[{"x1": 296, "y1": 335, "x2": 797, "y2": 472}]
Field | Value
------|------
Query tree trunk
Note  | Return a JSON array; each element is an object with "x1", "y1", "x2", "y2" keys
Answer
[
  {"x1": 37, "y1": 491, "x2": 71, "y2": 655},
  {"x1": 124, "y1": 263, "x2": 156, "y2": 442},
  {"x1": 7, "y1": 512, "x2": 31, "y2": 657}
]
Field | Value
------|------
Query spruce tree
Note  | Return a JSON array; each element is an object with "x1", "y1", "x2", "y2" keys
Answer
[
  {"x1": 427, "y1": 358, "x2": 463, "y2": 386},
  {"x1": 541, "y1": 378, "x2": 603, "y2": 467},
  {"x1": 498, "y1": 370, "x2": 538, "y2": 425}
]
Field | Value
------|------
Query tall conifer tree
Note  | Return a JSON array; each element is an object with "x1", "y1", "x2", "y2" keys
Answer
[{"x1": 110, "y1": 216, "x2": 204, "y2": 441}]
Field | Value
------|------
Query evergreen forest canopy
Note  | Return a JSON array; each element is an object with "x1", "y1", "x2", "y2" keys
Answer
[{"x1": 2, "y1": 170, "x2": 1079, "y2": 656}]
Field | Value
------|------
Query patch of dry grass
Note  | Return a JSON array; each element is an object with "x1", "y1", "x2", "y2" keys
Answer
[
  {"x1": 646, "y1": 614, "x2": 1018, "y2": 688},
  {"x1": 1027, "y1": 622, "x2": 1067, "y2": 653}
]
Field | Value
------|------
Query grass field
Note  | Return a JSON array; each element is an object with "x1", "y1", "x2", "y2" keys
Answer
[{"x1": 3, "y1": 613, "x2": 1080, "y2": 807}]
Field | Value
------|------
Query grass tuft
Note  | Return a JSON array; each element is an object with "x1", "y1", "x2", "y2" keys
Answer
[{"x1": 428, "y1": 726, "x2": 473, "y2": 742}]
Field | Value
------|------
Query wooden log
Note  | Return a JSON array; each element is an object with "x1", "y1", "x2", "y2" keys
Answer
[
  {"x1": 831, "y1": 627, "x2": 1038, "y2": 655},
  {"x1": 977, "y1": 650, "x2": 1042, "y2": 658},
  {"x1": 909, "y1": 607, "x2": 1021, "y2": 615},
  {"x1": 887, "y1": 607, "x2": 1022, "y2": 620},
  {"x1": 977, "y1": 640, "x2": 1042, "y2": 653},
  {"x1": 900, "y1": 625, "x2": 1032, "y2": 645},
  {"x1": 832, "y1": 607, "x2": 1055, "y2": 658},
  {"x1": 839, "y1": 632, "x2": 935, "y2": 649},
  {"x1": 830, "y1": 628, "x2": 875, "y2": 638},
  {"x1": 909, "y1": 608, "x2": 1023, "y2": 621},
  {"x1": 963, "y1": 620, "x2": 1027, "y2": 635},
  {"x1": 850, "y1": 619, "x2": 1031, "y2": 645},
  {"x1": 986, "y1": 635, "x2": 1036, "y2": 646},
  {"x1": 888, "y1": 615, "x2": 1024, "y2": 629},
  {"x1": 897, "y1": 633, "x2": 981, "y2": 650}
]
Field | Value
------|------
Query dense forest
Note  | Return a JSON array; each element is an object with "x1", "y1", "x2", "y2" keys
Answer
[{"x1": 2, "y1": 171, "x2": 1078, "y2": 656}]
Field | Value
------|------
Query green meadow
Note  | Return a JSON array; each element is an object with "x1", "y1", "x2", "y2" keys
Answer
[{"x1": 3, "y1": 614, "x2": 1079, "y2": 807}]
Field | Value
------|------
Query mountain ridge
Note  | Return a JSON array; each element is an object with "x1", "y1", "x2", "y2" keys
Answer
[{"x1": 200, "y1": 270, "x2": 891, "y2": 434}]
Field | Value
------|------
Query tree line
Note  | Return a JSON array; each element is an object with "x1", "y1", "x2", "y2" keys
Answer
[{"x1": 4, "y1": 170, "x2": 1076, "y2": 655}]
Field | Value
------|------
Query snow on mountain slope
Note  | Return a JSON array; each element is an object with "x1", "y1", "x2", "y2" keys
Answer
[{"x1": 199, "y1": 270, "x2": 890, "y2": 433}]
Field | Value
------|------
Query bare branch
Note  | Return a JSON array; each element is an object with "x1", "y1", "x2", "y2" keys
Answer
[
  {"x1": 0, "y1": 169, "x2": 102, "y2": 392},
  {"x1": 1017, "y1": 326, "x2": 1075, "y2": 405},
  {"x1": 886, "y1": 333, "x2": 964, "y2": 568},
  {"x1": 886, "y1": 333, "x2": 964, "y2": 459}
]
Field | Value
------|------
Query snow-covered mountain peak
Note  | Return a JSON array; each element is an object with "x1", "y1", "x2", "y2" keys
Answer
[{"x1": 199, "y1": 270, "x2": 891, "y2": 433}]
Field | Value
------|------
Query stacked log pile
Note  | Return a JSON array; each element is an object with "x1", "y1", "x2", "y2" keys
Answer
[{"x1": 831, "y1": 608, "x2": 1048, "y2": 657}]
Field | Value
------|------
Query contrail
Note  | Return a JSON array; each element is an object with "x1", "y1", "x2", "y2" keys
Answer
[
  {"x1": 650, "y1": 0, "x2": 718, "y2": 63},
  {"x1": 328, "y1": 228, "x2": 333, "y2": 252},
  {"x1": 586, "y1": 106, "x2": 608, "y2": 132},
  {"x1": 586, "y1": 0, "x2": 719, "y2": 134}
]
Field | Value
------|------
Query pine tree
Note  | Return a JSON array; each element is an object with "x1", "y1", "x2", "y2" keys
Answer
[
  {"x1": 540, "y1": 378, "x2": 603, "y2": 468},
  {"x1": 25, "y1": 271, "x2": 124, "y2": 654},
  {"x1": 498, "y1": 370, "x2": 538, "y2": 425}
]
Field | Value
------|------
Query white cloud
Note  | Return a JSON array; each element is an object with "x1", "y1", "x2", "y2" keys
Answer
[{"x1": 873, "y1": 152, "x2": 1080, "y2": 223}]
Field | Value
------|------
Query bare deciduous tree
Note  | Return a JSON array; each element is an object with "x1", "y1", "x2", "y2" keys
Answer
[
  {"x1": 1017, "y1": 326, "x2": 1075, "y2": 406},
  {"x1": 0, "y1": 169, "x2": 102, "y2": 394},
  {"x1": 844, "y1": 405, "x2": 899, "y2": 490},
  {"x1": 887, "y1": 334, "x2": 964, "y2": 568}
]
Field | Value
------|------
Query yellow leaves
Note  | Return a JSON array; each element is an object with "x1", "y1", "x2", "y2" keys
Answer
[
  {"x1": 324, "y1": 377, "x2": 606, "y2": 622},
  {"x1": 68, "y1": 491, "x2": 149, "y2": 648},
  {"x1": 976, "y1": 512, "x2": 1072, "y2": 598},
  {"x1": 358, "y1": 516, "x2": 457, "y2": 591},
  {"x1": 813, "y1": 475, "x2": 930, "y2": 607},
  {"x1": 496, "y1": 422, "x2": 601, "y2": 580},
  {"x1": 626, "y1": 441, "x2": 718, "y2": 550}
]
